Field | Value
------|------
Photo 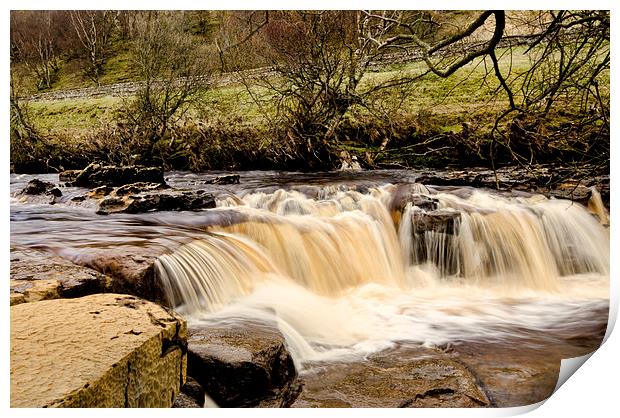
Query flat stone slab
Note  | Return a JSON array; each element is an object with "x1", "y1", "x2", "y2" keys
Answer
[
  {"x1": 10, "y1": 294, "x2": 187, "y2": 407},
  {"x1": 10, "y1": 248, "x2": 109, "y2": 305}
]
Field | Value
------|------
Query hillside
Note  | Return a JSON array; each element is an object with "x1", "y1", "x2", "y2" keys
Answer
[{"x1": 11, "y1": 11, "x2": 609, "y2": 174}]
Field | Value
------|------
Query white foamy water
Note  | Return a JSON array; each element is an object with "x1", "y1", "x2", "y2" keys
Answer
[{"x1": 155, "y1": 184, "x2": 609, "y2": 365}]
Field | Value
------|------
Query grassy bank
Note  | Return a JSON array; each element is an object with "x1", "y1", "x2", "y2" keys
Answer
[{"x1": 14, "y1": 46, "x2": 609, "y2": 173}]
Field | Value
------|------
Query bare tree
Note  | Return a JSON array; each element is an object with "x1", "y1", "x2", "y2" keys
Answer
[
  {"x1": 70, "y1": 10, "x2": 118, "y2": 86},
  {"x1": 374, "y1": 10, "x2": 609, "y2": 174},
  {"x1": 221, "y1": 10, "x2": 413, "y2": 167},
  {"x1": 10, "y1": 11, "x2": 73, "y2": 90},
  {"x1": 116, "y1": 11, "x2": 208, "y2": 166}
]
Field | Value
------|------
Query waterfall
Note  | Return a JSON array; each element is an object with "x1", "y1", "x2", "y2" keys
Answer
[{"x1": 154, "y1": 183, "x2": 609, "y2": 362}]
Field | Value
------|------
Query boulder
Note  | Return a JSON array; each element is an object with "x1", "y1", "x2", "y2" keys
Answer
[
  {"x1": 406, "y1": 209, "x2": 462, "y2": 275},
  {"x1": 292, "y1": 346, "x2": 489, "y2": 408},
  {"x1": 96, "y1": 189, "x2": 215, "y2": 215},
  {"x1": 205, "y1": 174, "x2": 240, "y2": 185},
  {"x1": 10, "y1": 248, "x2": 109, "y2": 305},
  {"x1": 10, "y1": 294, "x2": 187, "y2": 407},
  {"x1": 18, "y1": 178, "x2": 61, "y2": 197},
  {"x1": 187, "y1": 320, "x2": 301, "y2": 407},
  {"x1": 72, "y1": 163, "x2": 165, "y2": 188}
]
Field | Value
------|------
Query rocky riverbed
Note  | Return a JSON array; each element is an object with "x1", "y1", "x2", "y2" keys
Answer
[{"x1": 10, "y1": 164, "x2": 609, "y2": 408}]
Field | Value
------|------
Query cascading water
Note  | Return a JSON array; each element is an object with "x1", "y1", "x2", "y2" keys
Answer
[{"x1": 154, "y1": 183, "x2": 610, "y2": 364}]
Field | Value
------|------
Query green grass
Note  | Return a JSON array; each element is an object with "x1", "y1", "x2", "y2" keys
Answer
[
  {"x1": 23, "y1": 44, "x2": 605, "y2": 144},
  {"x1": 28, "y1": 96, "x2": 123, "y2": 132}
]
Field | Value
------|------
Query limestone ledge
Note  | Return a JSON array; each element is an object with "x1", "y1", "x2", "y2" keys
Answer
[{"x1": 10, "y1": 293, "x2": 187, "y2": 408}]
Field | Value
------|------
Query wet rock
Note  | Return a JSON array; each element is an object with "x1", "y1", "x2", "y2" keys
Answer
[
  {"x1": 549, "y1": 182, "x2": 592, "y2": 204},
  {"x1": 205, "y1": 174, "x2": 240, "y2": 185},
  {"x1": 10, "y1": 294, "x2": 187, "y2": 407},
  {"x1": 415, "y1": 165, "x2": 610, "y2": 207},
  {"x1": 58, "y1": 169, "x2": 81, "y2": 183},
  {"x1": 187, "y1": 320, "x2": 301, "y2": 407},
  {"x1": 113, "y1": 181, "x2": 170, "y2": 196},
  {"x1": 71, "y1": 246, "x2": 171, "y2": 306},
  {"x1": 390, "y1": 184, "x2": 437, "y2": 213},
  {"x1": 406, "y1": 209, "x2": 461, "y2": 275},
  {"x1": 96, "y1": 189, "x2": 215, "y2": 215},
  {"x1": 10, "y1": 279, "x2": 60, "y2": 306},
  {"x1": 293, "y1": 346, "x2": 489, "y2": 408},
  {"x1": 72, "y1": 163, "x2": 165, "y2": 188},
  {"x1": 411, "y1": 209, "x2": 461, "y2": 235},
  {"x1": 48, "y1": 187, "x2": 62, "y2": 197},
  {"x1": 86, "y1": 185, "x2": 115, "y2": 199},
  {"x1": 18, "y1": 178, "x2": 60, "y2": 196},
  {"x1": 10, "y1": 248, "x2": 109, "y2": 305},
  {"x1": 443, "y1": 322, "x2": 606, "y2": 407},
  {"x1": 173, "y1": 377, "x2": 205, "y2": 408},
  {"x1": 173, "y1": 392, "x2": 202, "y2": 408}
]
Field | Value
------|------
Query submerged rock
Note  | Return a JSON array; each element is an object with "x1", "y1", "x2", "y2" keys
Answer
[
  {"x1": 10, "y1": 248, "x2": 109, "y2": 305},
  {"x1": 10, "y1": 294, "x2": 187, "y2": 407},
  {"x1": 293, "y1": 346, "x2": 489, "y2": 408},
  {"x1": 187, "y1": 320, "x2": 301, "y2": 407},
  {"x1": 442, "y1": 323, "x2": 607, "y2": 407},
  {"x1": 72, "y1": 163, "x2": 165, "y2": 187},
  {"x1": 205, "y1": 174, "x2": 240, "y2": 185}
]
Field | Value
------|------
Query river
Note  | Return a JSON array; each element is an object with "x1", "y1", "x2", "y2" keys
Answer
[{"x1": 10, "y1": 169, "x2": 610, "y2": 406}]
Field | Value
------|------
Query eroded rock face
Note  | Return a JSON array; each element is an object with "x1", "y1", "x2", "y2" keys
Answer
[
  {"x1": 10, "y1": 294, "x2": 187, "y2": 407},
  {"x1": 293, "y1": 346, "x2": 489, "y2": 408},
  {"x1": 10, "y1": 248, "x2": 109, "y2": 305},
  {"x1": 72, "y1": 163, "x2": 165, "y2": 188},
  {"x1": 187, "y1": 320, "x2": 301, "y2": 407}
]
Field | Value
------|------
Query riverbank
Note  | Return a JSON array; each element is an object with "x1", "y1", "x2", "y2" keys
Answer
[{"x1": 12, "y1": 44, "x2": 609, "y2": 174}]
